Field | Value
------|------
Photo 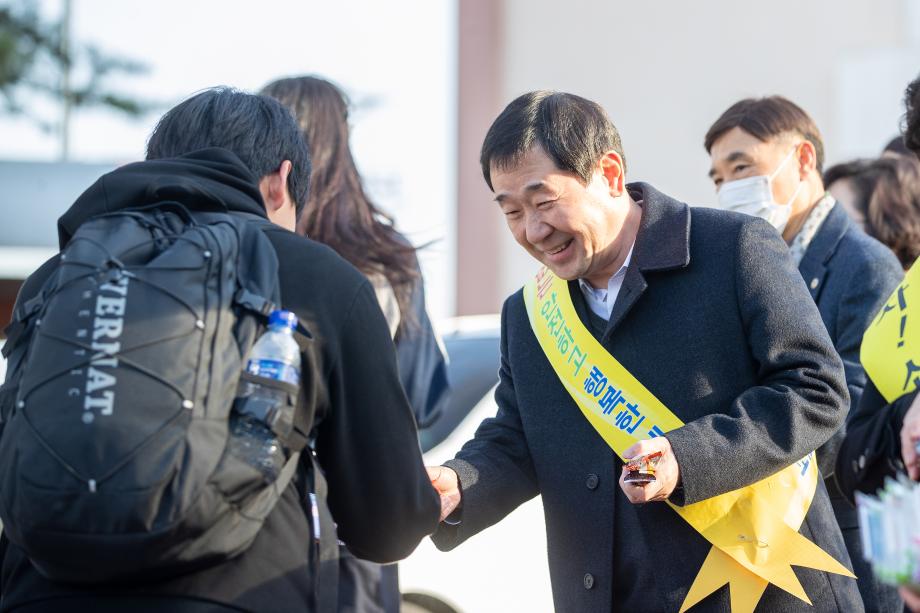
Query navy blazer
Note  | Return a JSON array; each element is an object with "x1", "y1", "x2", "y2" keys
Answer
[
  {"x1": 432, "y1": 183, "x2": 862, "y2": 612},
  {"x1": 799, "y1": 202, "x2": 903, "y2": 442}
]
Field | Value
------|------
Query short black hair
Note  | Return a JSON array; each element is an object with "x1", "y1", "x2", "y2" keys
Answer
[
  {"x1": 904, "y1": 74, "x2": 920, "y2": 158},
  {"x1": 705, "y1": 96, "x2": 825, "y2": 173},
  {"x1": 480, "y1": 91, "x2": 627, "y2": 191},
  {"x1": 146, "y1": 87, "x2": 311, "y2": 216}
]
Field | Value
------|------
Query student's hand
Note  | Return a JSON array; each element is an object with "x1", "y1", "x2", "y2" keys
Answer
[
  {"x1": 900, "y1": 585, "x2": 920, "y2": 613},
  {"x1": 427, "y1": 465, "x2": 461, "y2": 522},
  {"x1": 901, "y1": 393, "x2": 920, "y2": 480},
  {"x1": 619, "y1": 437, "x2": 681, "y2": 504}
]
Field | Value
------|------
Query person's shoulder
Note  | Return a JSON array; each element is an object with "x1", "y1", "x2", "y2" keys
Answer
[
  {"x1": 835, "y1": 223, "x2": 903, "y2": 278},
  {"x1": 17, "y1": 254, "x2": 61, "y2": 305},
  {"x1": 260, "y1": 226, "x2": 373, "y2": 309},
  {"x1": 502, "y1": 287, "x2": 526, "y2": 319},
  {"x1": 263, "y1": 226, "x2": 365, "y2": 276},
  {"x1": 688, "y1": 206, "x2": 776, "y2": 261},
  {"x1": 689, "y1": 205, "x2": 760, "y2": 234}
]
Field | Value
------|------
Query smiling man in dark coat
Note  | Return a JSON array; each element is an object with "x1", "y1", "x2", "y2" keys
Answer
[{"x1": 427, "y1": 91, "x2": 862, "y2": 612}]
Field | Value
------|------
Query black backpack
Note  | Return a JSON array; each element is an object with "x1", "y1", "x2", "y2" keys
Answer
[{"x1": 0, "y1": 204, "x2": 336, "y2": 593}]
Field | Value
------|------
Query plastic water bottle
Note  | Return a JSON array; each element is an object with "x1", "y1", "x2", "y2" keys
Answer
[{"x1": 228, "y1": 309, "x2": 301, "y2": 482}]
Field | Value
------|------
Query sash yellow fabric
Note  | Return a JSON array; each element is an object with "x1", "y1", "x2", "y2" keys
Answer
[
  {"x1": 523, "y1": 266, "x2": 854, "y2": 613},
  {"x1": 861, "y1": 258, "x2": 920, "y2": 403}
]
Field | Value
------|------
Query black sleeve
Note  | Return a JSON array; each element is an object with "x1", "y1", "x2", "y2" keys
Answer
[
  {"x1": 431, "y1": 299, "x2": 539, "y2": 551},
  {"x1": 835, "y1": 378, "x2": 915, "y2": 503},
  {"x1": 394, "y1": 273, "x2": 450, "y2": 429},
  {"x1": 313, "y1": 280, "x2": 440, "y2": 563}
]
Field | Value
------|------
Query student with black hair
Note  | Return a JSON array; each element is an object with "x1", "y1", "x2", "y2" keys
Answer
[{"x1": 0, "y1": 87, "x2": 440, "y2": 613}]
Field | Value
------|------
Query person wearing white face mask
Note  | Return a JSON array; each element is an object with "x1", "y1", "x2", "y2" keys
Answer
[
  {"x1": 714, "y1": 145, "x2": 803, "y2": 232},
  {"x1": 706, "y1": 96, "x2": 905, "y2": 613}
]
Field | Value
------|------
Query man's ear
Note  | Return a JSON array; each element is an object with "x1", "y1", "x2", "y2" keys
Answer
[
  {"x1": 796, "y1": 141, "x2": 818, "y2": 179},
  {"x1": 258, "y1": 160, "x2": 294, "y2": 213},
  {"x1": 598, "y1": 151, "x2": 626, "y2": 197}
]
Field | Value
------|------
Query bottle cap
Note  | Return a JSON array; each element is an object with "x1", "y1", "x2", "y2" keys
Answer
[{"x1": 268, "y1": 309, "x2": 298, "y2": 330}]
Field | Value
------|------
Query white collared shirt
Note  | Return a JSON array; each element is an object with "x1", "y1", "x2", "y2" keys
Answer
[{"x1": 577, "y1": 243, "x2": 635, "y2": 320}]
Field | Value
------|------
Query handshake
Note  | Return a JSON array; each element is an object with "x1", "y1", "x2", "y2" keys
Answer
[
  {"x1": 426, "y1": 466, "x2": 462, "y2": 522},
  {"x1": 425, "y1": 436, "x2": 682, "y2": 522}
]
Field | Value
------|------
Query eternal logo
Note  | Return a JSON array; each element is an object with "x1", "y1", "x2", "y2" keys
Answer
[{"x1": 81, "y1": 276, "x2": 130, "y2": 423}]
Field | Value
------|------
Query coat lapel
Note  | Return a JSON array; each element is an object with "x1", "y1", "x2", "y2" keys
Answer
[
  {"x1": 600, "y1": 183, "x2": 692, "y2": 343},
  {"x1": 797, "y1": 202, "x2": 850, "y2": 302}
]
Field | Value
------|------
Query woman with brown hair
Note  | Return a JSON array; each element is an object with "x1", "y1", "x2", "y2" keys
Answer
[
  {"x1": 261, "y1": 75, "x2": 449, "y2": 613},
  {"x1": 825, "y1": 154, "x2": 920, "y2": 270}
]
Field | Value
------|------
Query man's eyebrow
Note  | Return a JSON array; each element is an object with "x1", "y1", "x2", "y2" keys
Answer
[
  {"x1": 708, "y1": 151, "x2": 753, "y2": 178},
  {"x1": 494, "y1": 181, "x2": 550, "y2": 203}
]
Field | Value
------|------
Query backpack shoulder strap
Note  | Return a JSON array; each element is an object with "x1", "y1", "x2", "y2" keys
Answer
[{"x1": 2, "y1": 290, "x2": 46, "y2": 360}]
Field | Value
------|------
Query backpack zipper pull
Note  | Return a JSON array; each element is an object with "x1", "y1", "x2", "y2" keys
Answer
[{"x1": 309, "y1": 492, "x2": 320, "y2": 542}]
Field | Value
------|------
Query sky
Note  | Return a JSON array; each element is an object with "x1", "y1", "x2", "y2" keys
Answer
[{"x1": 0, "y1": 0, "x2": 458, "y2": 318}]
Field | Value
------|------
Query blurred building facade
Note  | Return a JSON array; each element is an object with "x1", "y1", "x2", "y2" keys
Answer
[
  {"x1": 455, "y1": 0, "x2": 920, "y2": 314},
  {"x1": 0, "y1": 161, "x2": 113, "y2": 329},
  {"x1": 2, "y1": 0, "x2": 919, "y2": 324}
]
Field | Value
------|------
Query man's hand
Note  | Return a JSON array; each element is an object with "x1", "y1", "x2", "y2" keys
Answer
[
  {"x1": 900, "y1": 585, "x2": 920, "y2": 613},
  {"x1": 619, "y1": 437, "x2": 681, "y2": 504},
  {"x1": 901, "y1": 393, "x2": 920, "y2": 480},
  {"x1": 427, "y1": 466, "x2": 462, "y2": 522}
]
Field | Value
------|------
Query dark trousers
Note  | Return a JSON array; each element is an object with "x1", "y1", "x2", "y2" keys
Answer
[{"x1": 337, "y1": 547, "x2": 400, "y2": 613}]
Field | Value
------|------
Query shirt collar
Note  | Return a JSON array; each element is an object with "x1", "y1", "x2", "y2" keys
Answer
[
  {"x1": 788, "y1": 192, "x2": 836, "y2": 265},
  {"x1": 577, "y1": 242, "x2": 635, "y2": 297}
]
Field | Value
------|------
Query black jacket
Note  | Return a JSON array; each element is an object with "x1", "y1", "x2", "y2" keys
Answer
[
  {"x1": 432, "y1": 183, "x2": 861, "y2": 612},
  {"x1": 836, "y1": 379, "x2": 917, "y2": 502},
  {"x1": 0, "y1": 149, "x2": 440, "y2": 612}
]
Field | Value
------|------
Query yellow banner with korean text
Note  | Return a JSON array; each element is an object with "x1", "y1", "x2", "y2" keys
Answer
[
  {"x1": 861, "y1": 258, "x2": 920, "y2": 403},
  {"x1": 523, "y1": 266, "x2": 854, "y2": 613}
]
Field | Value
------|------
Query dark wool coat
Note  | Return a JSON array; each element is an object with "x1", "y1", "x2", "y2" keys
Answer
[{"x1": 433, "y1": 183, "x2": 863, "y2": 613}]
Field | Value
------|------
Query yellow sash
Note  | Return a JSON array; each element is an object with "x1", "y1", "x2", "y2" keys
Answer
[
  {"x1": 523, "y1": 266, "x2": 854, "y2": 613},
  {"x1": 860, "y1": 258, "x2": 919, "y2": 403}
]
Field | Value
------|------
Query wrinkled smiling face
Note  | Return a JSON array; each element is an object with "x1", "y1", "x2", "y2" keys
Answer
[{"x1": 492, "y1": 145, "x2": 621, "y2": 282}]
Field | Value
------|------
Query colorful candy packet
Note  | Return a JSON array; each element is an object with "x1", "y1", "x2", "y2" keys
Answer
[
  {"x1": 624, "y1": 451, "x2": 663, "y2": 484},
  {"x1": 856, "y1": 474, "x2": 920, "y2": 591}
]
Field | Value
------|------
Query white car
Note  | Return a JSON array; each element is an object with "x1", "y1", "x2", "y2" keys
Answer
[{"x1": 399, "y1": 316, "x2": 553, "y2": 613}]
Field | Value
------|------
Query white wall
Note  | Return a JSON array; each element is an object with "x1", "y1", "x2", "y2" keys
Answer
[
  {"x1": 0, "y1": 0, "x2": 458, "y2": 318},
  {"x1": 494, "y1": 0, "x2": 919, "y2": 299}
]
